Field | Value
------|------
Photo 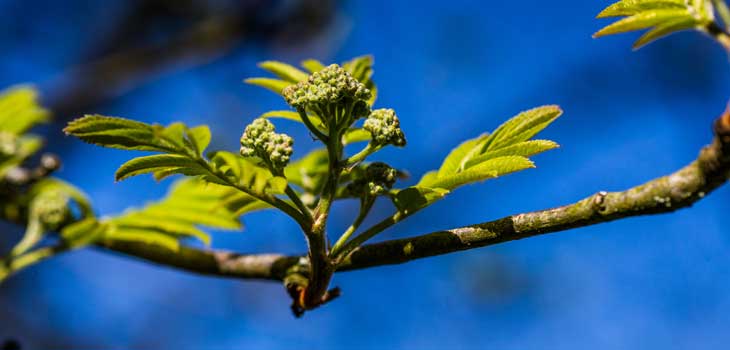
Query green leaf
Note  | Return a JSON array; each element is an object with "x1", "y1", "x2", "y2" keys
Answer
[
  {"x1": 115, "y1": 154, "x2": 205, "y2": 182},
  {"x1": 244, "y1": 78, "x2": 290, "y2": 94},
  {"x1": 436, "y1": 133, "x2": 490, "y2": 178},
  {"x1": 301, "y1": 59, "x2": 326, "y2": 72},
  {"x1": 259, "y1": 110, "x2": 324, "y2": 128},
  {"x1": 64, "y1": 115, "x2": 174, "y2": 152},
  {"x1": 61, "y1": 218, "x2": 106, "y2": 248},
  {"x1": 104, "y1": 178, "x2": 248, "y2": 248},
  {"x1": 105, "y1": 226, "x2": 182, "y2": 252},
  {"x1": 343, "y1": 55, "x2": 378, "y2": 105},
  {"x1": 597, "y1": 0, "x2": 686, "y2": 18},
  {"x1": 633, "y1": 16, "x2": 698, "y2": 48},
  {"x1": 185, "y1": 125, "x2": 211, "y2": 156},
  {"x1": 481, "y1": 105, "x2": 562, "y2": 153},
  {"x1": 0, "y1": 86, "x2": 50, "y2": 135},
  {"x1": 343, "y1": 128, "x2": 371, "y2": 145},
  {"x1": 429, "y1": 156, "x2": 535, "y2": 190},
  {"x1": 425, "y1": 105, "x2": 559, "y2": 192},
  {"x1": 210, "y1": 151, "x2": 287, "y2": 195},
  {"x1": 416, "y1": 170, "x2": 439, "y2": 187},
  {"x1": 593, "y1": 8, "x2": 692, "y2": 38},
  {"x1": 112, "y1": 215, "x2": 211, "y2": 245},
  {"x1": 284, "y1": 148, "x2": 329, "y2": 192},
  {"x1": 258, "y1": 61, "x2": 309, "y2": 83},
  {"x1": 393, "y1": 186, "x2": 450, "y2": 214},
  {"x1": 464, "y1": 140, "x2": 559, "y2": 169}
]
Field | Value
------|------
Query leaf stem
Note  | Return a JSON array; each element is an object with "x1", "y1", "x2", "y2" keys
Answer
[
  {"x1": 297, "y1": 108, "x2": 329, "y2": 142},
  {"x1": 345, "y1": 143, "x2": 381, "y2": 167},
  {"x1": 196, "y1": 158, "x2": 309, "y2": 228},
  {"x1": 713, "y1": 0, "x2": 730, "y2": 31},
  {"x1": 330, "y1": 197, "x2": 375, "y2": 257},
  {"x1": 285, "y1": 185, "x2": 312, "y2": 223},
  {"x1": 1, "y1": 246, "x2": 64, "y2": 283},
  {"x1": 707, "y1": 21, "x2": 730, "y2": 54},
  {"x1": 334, "y1": 210, "x2": 406, "y2": 262}
]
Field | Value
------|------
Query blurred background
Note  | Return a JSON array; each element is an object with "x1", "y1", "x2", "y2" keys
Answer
[{"x1": 1, "y1": 0, "x2": 730, "y2": 349}]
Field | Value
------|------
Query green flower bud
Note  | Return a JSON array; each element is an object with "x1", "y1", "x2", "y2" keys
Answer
[
  {"x1": 363, "y1": 109, "x2": 406, "y2": 147},
  {"x1": 282, "y1": 64, "x2": 371, "y2": 113},
  {"x1": 240, "y1": 118, "x2": 294, "y2": 170},
  {"x1": 347, "y1": 162, "x2": 398, "y2": 197},
  {"x1": 32, "y1": 191, "x2": 70, "y2": 231}
]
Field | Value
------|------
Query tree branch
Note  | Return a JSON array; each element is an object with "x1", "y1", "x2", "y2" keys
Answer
[{"x1": 96, "y1": 112, "x2": 730, "y2": 281}]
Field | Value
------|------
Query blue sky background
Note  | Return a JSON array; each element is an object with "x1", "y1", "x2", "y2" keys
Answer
[{"x1": 1, "y1": 0, "x2": 730, "y2": 349}]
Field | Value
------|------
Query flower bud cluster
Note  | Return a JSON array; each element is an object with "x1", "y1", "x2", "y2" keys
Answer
[
  {"x1": 32, "y1": 191, "x2": 70, "y2": 230},
  {"x1": 283, "y1": 64, "x2": 371, "y2": 108},
  {"x1": 347, "y1": 162, "x2": 398, "y2": 197},
  {"x1": 240, "y1": 118, "x2": 294, "y2": 170},
  {"x1": 363, "y1": 109, "x2": 406, "y2": 147},
  {"x1": 282, "y1": 64, "x2": 372, "y2": 127}
]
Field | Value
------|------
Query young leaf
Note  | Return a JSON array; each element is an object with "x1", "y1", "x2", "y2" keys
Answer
[
  {"x1": 343, "y1": 55, "x2": 378, "y2": 105},
  {"x1": 244, "y1": 78, "x2": 291, "y2": 94},
  {"x1": 423, "y1": 105, "x2": 559, "y2": 193},
  {"x1": 259, "y1": 110, "x2": 324, "y2": 129},
  {"x1": 428, "y1": 156, "x2": 535, "y2": 190},
  {"x1": 594, "y1": 0, "x2": 714, "y2": 48},
  {"x1": 633, "y1": 16, "x2": 698, "y2": 48},
  {"x1": 210, "y1": 151, "x2": 287, "y2": 195},
  {"x1": 284, "y1": 148, "x2": 329, "y2": 192},
  {"x1": 185, "y1": 125, "x2": 211, "y2": 156},
  {"x1": 343, "y1": 128, "x2": 372, "y2": 145},
  {"x1": 105, "y1": 226, "x2": 182, "y2": 252},
  {"x1": 258, "y1": 61, "x2": 309, "y2": 83},
  {"x1": 301, "y1": 59, "x2": 326, "y2": 73},
  {"x1": 594, "y1": 8, "x2": 692, "y2": 37},
  {"x1": 64, "y1": 115, "x2": 175, "y2": 152},
  {"x1": 464, "y1": 140, "x2": 559, "y2": 169},
  {"x1": 436, "y1": 133, "x2": 490, "y2": 178},
  {"x1": 481, "y1": 105, "x2": 561, "y2": 153},
  {"x1": 393, "y1": 187, "x2": 450, "y2": 214},
  {"x1": 597, "y1": 0, "x2": 686, "y2": 18},
  {"x1": 61, "y1": 218, "x2": 106, "y2": 248},
  {"x1": 0, "y1": 86, "x2": 50, "y2": 135},
  {"x1": 115, "y1": 154, "x2": 206, "y2": 182}
]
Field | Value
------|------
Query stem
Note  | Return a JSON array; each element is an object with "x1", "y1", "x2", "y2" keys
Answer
[
  {"x1": 285, "y1": 185, "x2": 312, "y2": 223},
  {"x1": 345, "y1": 143, "x2": 382, "y2": 167},
  {"x1": 330, "y1": 197, "x2": 375, "y2": 257},
  {"x1": 197, "y1": 159, "x2": 308, "y2": 228},
  {"x1": 299, "y1": 118, "x2": 343, "y2": 309},
  {"x1": 335, "y1": 211, "x2": 405, "y2": 261},
  {"x1": 10, "y1": 217, "x2": 43, "y2": 257},
  {"x1": 297, "y1": 108, "x2": 329, "y2": 142},
  {"x1": 707, "y1": 22, "x2": 730, "y2": 54},
  {"x1": 89, "y1": 114, "x2": 730, "y2": 282},
  {"x1": 1, "y1": 246, "x2": 63, "y2": 283},
  {"x1": 713, "y1": 0, "x2": 730, "y2": 31}
]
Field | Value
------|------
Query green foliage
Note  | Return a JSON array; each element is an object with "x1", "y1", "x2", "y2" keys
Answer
[
  {"x1": 594, "y1": 0, "x2": 717, "y2": 48},
  {"x1": 247, "y1": 55, "x2": 378, "y2": 105},
  {"x1": 105, "y1": 179, "x2": 243, "y2": 249},
  {"x1": 0, "y1": 87, "x2": 98, "y2": 264},
  {"x1": 0, "y1": 86, "x2": 50, "y2": 135},
  {"x1": 0, "y1": 87, "x2": 48, "y2": 177},
  {"x1": 58, "y1": 56, "x2": 562, "y2": 266},
  {"x1": 385, "y1": 106, "x2": 561, "y2": 214}
]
